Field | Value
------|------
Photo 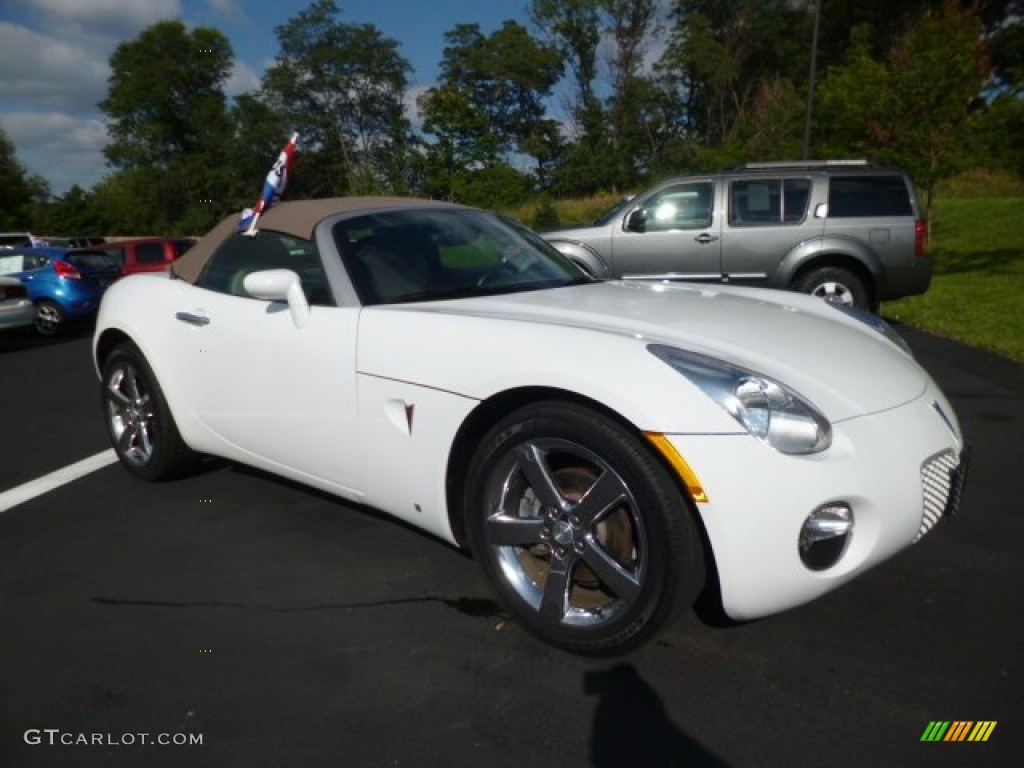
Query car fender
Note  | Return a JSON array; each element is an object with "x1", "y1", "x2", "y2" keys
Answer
[
  {"x1": 772, "y1": 235, "x2": 883, "y2": 288},
  {"x1": 545, "y1": 239, "x2": 612, "y2": 278},
  {"x1": 93, "y1": 275, "x2": 215, "y2": 452},
  {"x1": 356, "y1": 308, "x2": 742, "y2": 436}
]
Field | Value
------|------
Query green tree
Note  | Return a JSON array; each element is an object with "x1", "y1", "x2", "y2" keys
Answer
[
  {"x1": 0, "y1": 127, "x2": 49, "y2": 230},
  {"x1": 817, "y1": 3, "x2": 989, "y2": 217},
  {"x1": 529, "y1": 0, "x2": 602, "y2": 130},
  {"x1": 600, "y1": 0, "x2": 660, "y2": 186},
  {"x1": 262, "y1": 0, "x2": 412, "y2": 196},
  {"x1": 658, "y1": 2, "x2": 811, "y2": 151},
  {"x1": 438, "y1": 21, "x2": 562, "y2": 160},
  {"x1": 99, "y1": 20, "x2": 234, "y2": 232},
  {"x1": 418, "y1": 84, "x2": 502, "y2": 200}
]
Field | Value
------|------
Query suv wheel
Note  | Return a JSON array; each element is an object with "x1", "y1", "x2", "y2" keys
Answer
[{"x1": 796, "y1": 267, "x2": 871, "y2": 311}]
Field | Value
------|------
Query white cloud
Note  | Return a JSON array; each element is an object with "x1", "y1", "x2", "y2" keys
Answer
[
  {"x1": 0, "y1": 111, "x2": 109, "y2": 193},
  {"x1": 24, "y1": 0, "x2": 182, "y2": 38},
  {"x1": 226, "y1": 60, "x2": 261, "y2": 97},
  {"x1": 205, "y1": 0, "x2": 245, "y2": 21},
  {"x1": 404, "y1": 83, "x2": 431, "y2": 131},
  {"x1": 0, "y1": 22, "x2": 109, "y2": 111}
]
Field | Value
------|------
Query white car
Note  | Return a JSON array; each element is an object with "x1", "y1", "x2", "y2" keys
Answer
[
  {"x1": 92, "y1": 198, "x2": 968, "y2": 654},
  {"x1": 0, "y1": 276, "x2": 33, "y2": 330}
]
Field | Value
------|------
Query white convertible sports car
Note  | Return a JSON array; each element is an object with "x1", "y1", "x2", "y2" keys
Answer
[{"x1": 93, "y1": 197, "x2": 968, "y2": 654}]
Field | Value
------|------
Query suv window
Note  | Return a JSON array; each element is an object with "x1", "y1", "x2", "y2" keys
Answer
[
  {"x1": 136, "y1": 242, "x2": 166, "y2": 264},
  {"x1": 730, "y1": 178, "x2": 811, "y2": 225},
  {"x1": 197, "y1": 231, "x2": 333, "y2": 306},
  {"x1": 637, "y1": 182, "x2": 713, "y2": 232},
  {"x1": 102, "y1": 246, "x2": 126, "y2": 267},
  {"x1": 828, "y1": 175, "x2": 913, "y2": 217}
]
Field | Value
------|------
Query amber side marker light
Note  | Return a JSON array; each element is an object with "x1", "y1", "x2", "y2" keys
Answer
[{"x1": 644, "y1": 433, "x2": 708, "y2": 503}]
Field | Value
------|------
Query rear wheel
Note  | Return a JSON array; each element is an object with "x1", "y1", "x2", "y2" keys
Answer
[
  {"x1": 33, "y1": 300, "x2": 64, "y2": 336},
  {"x1": 101, "y1": 343, "x2": 195, "y2": 481},
  {"x1": 464, "y1": 402, "x2": 704, "y2": 655},
  {"x1": 795, "y1": 266, "x2": 872, "y2": 311}
]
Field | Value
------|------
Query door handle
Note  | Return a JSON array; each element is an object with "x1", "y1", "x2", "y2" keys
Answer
[
  {"x1": 175, "y1": 311, "x2": 210, "y2": 327},
  {"x1": 694, "y1": 233, "x2": 719, "y2": 244}
]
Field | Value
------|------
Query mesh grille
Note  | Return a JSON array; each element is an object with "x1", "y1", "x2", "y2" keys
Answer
[{"x1": 917, "y1": 450, "x2": 966, "y2": 542}]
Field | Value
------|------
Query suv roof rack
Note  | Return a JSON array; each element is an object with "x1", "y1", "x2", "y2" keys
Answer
[{"x1": 737, "y1": 159, "x2": 871, "y2": 170}]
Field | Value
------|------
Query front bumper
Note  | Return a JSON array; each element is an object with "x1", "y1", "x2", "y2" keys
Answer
[{"x1": 667, "y1": 384, "x2": 965, "y2": 620}]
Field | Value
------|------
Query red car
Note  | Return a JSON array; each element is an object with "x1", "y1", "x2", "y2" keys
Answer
[{"x1": 96, "y1": 238, "x2": 196, "y2": 276}]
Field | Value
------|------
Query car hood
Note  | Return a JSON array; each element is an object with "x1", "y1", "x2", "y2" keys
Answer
[
  {"x1": 383, "y1": 281, "x2": 928, "y2": 422},
  {"x1": 539, "y1": 223, "x2": 607, "y2": 240}
]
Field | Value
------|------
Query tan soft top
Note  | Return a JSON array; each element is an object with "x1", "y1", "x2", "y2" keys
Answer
[{"x1": 171, "y1": 196, "x2": 456, "y2": 283}]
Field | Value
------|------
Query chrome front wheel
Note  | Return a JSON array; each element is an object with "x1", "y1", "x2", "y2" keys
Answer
[{"x1": 466, "y1": 402, "x2": 704, "y2": 654}]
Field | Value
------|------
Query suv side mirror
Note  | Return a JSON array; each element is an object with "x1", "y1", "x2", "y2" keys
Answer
[
  {"x1": 814, "y1": 203, "x2": 828, "y2": 219},
  {"x1": 626, "y1": 209, "x2": 647, "y2": 233}
]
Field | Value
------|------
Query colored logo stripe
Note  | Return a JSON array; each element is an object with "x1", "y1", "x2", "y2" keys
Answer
[
  {"x1": 921, "y1": 721, "x2": 996, "y2": 742},
  {"x1": 945, "y1": 721, "x2": 973, "y2": 741},
  {"x1": 968, "y1": 722, "x2": 997, "y2": 742}
]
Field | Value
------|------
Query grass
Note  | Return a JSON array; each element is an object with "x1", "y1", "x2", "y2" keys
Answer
[
  {"x1": 883, "y1": 196, "x2": 1024, "y2": 362},
  {"x1": 508, "y1": 177, "x2": 1024, "y2": 363}
]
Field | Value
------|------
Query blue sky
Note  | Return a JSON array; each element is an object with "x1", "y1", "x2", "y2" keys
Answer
[{"x1": 0, "y1": 0, "x2": 530, "y2": 196}]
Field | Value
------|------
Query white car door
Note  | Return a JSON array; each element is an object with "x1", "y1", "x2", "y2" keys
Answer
[{"x1": 167, "y1": 232, "x2": 362, "y2": 492}]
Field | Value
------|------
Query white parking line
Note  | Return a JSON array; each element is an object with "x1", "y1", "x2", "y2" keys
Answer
[{"x1": 0, "y1": 449, "x2": 117, "y2": 514}]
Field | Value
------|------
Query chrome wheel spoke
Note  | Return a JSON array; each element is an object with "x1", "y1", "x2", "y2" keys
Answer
[
  {"x1": 573, "y1": 469, "x2": 627, "y2": 528},
  {"x1": 107, "y1": 385, "x2": 131, "y2": 409},
  {"x1": 124, "y1": 368, "x2": 144, "y2": 402},
  {"x1": 513, "y1": 442, "x2": 566, "y2": 512},
  {"x1": 484, "y1": 515, "x2": 546, "y2": 547},
  {"x1": 117, "y1": 421, "x2": 139, "y2": 455},
  {"x1": 582, "y1": 540, "x2": 641, "y2": 601},
  {"x1": 539, "y1": 559, "x2": 572, "y2": 624}
]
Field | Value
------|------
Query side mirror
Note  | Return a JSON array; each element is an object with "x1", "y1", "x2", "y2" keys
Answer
[
  {"x1": 243, "y1": 269, "x2": 310, "y2": 327},
  {"x1": 626, "y1": 209, "x2": 647, "y2": 233},
  {"x1": 814, "y1": 203, "x2": 828, "y2": 219}
]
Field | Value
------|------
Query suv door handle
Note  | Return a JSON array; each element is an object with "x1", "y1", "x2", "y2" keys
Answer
[
  {"x1": 694, "y1": 233, "x2": 719, "y2": 244},
  {"x1": 175, "y1": 311, "x2": 210, "y2": 327}
]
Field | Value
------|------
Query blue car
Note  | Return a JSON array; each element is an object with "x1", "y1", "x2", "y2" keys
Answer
[{"x1": 0, "y1": 247, "x2": 121, "y2": 335}]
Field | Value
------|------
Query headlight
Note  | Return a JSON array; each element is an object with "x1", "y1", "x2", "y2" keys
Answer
[
  {"x1": 829, "y1": 303, "x2": 913, "y2": 357},
  {"x1": 648, "y1": 345, "x2": 832, "y2": 455}
]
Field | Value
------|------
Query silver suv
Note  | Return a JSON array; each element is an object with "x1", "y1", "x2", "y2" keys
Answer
[{"x1": 540, "y1": 160, "x2": 931, "y2": 311}]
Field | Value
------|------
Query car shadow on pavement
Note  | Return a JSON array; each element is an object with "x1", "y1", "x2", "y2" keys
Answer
[{"x1": 586, "y1": 664, "x2": 729, "y2": 767}]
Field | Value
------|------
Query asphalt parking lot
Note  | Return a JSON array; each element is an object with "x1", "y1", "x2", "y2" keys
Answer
[{"x1": 1, "y1": 325, "x2": 1021, "y2": 768}]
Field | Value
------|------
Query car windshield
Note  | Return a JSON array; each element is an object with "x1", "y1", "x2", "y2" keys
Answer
[{"x1": 333, "y1": 208, "x2": 590, "y2": 305}]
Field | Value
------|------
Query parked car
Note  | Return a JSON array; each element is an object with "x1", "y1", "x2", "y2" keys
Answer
[
  {"x1": 93, "y1": 197, "x2": 966, "y2": 654},
  {"x1": 0, "y1": 276, "x2": 34, "y2": 331},
  {"x1": 96, "y1": 237, "x2": 196, "y2": 276},
  {"x1": 45, "y1": 236, "x2": 107, "y2": 249},
  {"x1": 0, "y1": 232, "x2": 47, "y2": 249},
  {"x1": 0, "y1": 247, "x2": 120, "y2": 335},
  {"x1": 540, "y1": 160, "x2": 930, "y2": 311}
]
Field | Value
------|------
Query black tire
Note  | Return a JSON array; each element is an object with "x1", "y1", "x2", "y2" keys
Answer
[
  {"x1": 101, "y1": 342, "x2": 195, "y2": 481},
  {"x1": 795, "y1": 266, "x2": 872, "y2": 311},
  {"x1": 464, "y1": 401, "x2": 704, "y2": 655},
  {"x1": 33, "y1": 300, "x2": 64, "y2": 336}
]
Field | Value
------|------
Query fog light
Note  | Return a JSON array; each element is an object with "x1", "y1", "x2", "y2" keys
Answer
[{"x1": 799, "y1": 503, "x2": 854, "y2": 571}]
